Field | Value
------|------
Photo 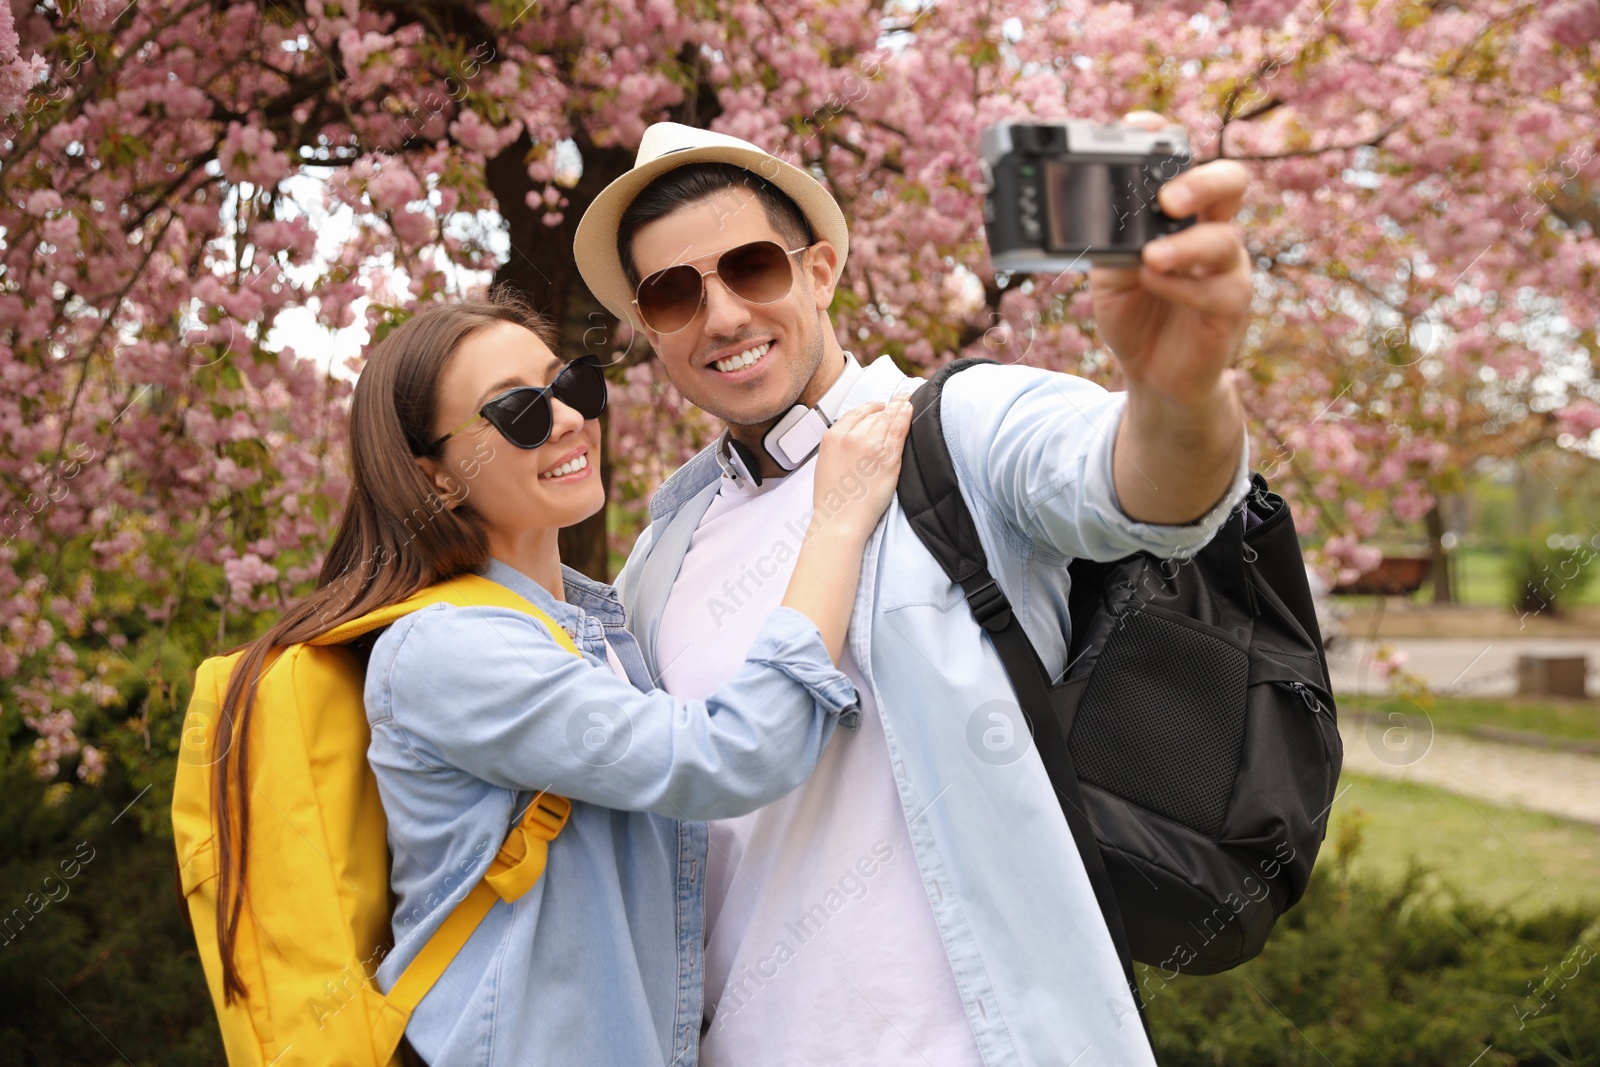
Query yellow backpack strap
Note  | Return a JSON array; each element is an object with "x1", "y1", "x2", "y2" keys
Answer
[
  {"x1": 383, "y1": 791, "x2": 572, "y2": 1015},
  {"x1": 309, "y1": 572, "x2": 580, "y2": 655},
  {"x1": 312, "y1": 573, "x2": 581, "y2": 1017}
]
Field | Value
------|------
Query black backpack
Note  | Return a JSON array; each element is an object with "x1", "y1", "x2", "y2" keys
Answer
[{"x1": 896, "y1": 358, "x2": 1343, "y2": 1021}]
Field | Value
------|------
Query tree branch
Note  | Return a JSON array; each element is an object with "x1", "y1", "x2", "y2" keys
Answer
[{"x1": 1224, "y1": 121, "x2": 1404, "y2": 161}]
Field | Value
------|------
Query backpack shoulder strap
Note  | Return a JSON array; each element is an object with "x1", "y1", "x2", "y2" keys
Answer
[
  {"x1": 309, "y1": 572, "x2": 580, "y2": 655},
  {"x1": 310, "y1": 572, "x2": 580, "y2": 1055},
  {"x1": 382, "y1": 790, "x2": 572, "y2": 1018},
  {"x1": 897, "y1": 358, "x2": 1151, "y2": 1040},
  {"x1": 896, "y1": 358, "x2": 997, "y2": 591}
]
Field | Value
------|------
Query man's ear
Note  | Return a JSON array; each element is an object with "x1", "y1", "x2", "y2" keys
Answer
[
  {"x1": 805, "y1": 240, "x2": 840, "y2": 309},
  {"x1": 633, "y1": 310, "x2": 660, "y2": 350},
  {"x1": 412, "y1": 454, "x2": 461, "y2": 509}
]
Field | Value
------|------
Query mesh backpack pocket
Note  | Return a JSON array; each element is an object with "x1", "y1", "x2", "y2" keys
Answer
[{"x1": 1071, "y1": 607, "x2": 1250, "y2": 839}]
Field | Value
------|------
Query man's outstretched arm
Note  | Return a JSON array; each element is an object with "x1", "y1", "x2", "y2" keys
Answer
[{"x1": 1092, "y1": 112, "x2": 1253, "y2": 526}]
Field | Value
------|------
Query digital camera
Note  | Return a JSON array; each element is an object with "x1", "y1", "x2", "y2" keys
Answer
[{"x1": 980, "y1": 120, "x2": 1195, "y2": 271}]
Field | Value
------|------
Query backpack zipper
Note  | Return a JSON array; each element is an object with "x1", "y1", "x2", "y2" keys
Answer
[{"x1": 1282, "y1": 681, "x2": 1331, "y2": 718}]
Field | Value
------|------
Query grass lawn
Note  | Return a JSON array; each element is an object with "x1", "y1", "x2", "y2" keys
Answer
[
  {"x1": 1337, "y1": 694, "x2": 1600, "y2": 745},
  {"x1": 1442, "y1": 548, "x2": 1510, "y2": 605},
  {"x1": 1325, "y1": 773, "x2": 1600, "y2": 916}
]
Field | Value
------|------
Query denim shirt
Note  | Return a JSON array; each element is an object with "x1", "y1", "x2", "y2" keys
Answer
[
  {"x1": 364, "y1": 559, "x2": 859, "y2": 1067},
  {"x1": 617, "y1": 359, "x2": 1251, "y2": 1067}
]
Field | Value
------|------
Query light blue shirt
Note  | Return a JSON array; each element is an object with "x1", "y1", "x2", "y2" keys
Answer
[
  {"x1": 618, "y1": 358, "x2": 1251, "y2": 1067},
  {"x1": 364, "y1": 559, "x2": 859, "y2": 1066}
]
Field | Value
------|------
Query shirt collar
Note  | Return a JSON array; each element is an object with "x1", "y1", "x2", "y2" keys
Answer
[
  {"x1": 479, "y1": 559, "x2": 625, "y2": 626},
  {"x1": 815, "y1": 351, "x2": 865, "y2": 422},
  {"x1": 561, "y1": 565, "x2": 626, "y2": 623}
]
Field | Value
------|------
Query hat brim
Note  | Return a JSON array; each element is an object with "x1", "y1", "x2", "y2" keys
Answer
[{"x1": 574, "y1": 143, "x2": 849, "y2": 328}]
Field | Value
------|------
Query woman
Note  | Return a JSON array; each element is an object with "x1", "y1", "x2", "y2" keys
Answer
[{"x1": 212, "y1": 290, "x2": 910, "y2": 1066}]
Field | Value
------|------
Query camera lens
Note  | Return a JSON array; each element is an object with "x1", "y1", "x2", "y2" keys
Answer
[{"x1": 1016, "y1": 125, "x2": 1066, "y2": 152}]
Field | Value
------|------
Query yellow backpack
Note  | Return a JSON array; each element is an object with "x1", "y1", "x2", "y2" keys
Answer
[{"x1": 172, "y1": 574, "x2": 577, "y2": 1066}]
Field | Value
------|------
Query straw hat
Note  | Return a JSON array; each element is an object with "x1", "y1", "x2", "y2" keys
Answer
[{"x1": 573, "y1": 122, "x2": 849, "y2": 327}]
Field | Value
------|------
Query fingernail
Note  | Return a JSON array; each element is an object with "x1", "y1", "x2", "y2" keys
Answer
[{"x1": 1164, "y1": 187, "x2": 1192, "y2": 214}]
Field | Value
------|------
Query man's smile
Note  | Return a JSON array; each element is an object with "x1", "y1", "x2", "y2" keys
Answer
[{"x1": 709, "y1": 340, "x2": 773, "y2": 374}]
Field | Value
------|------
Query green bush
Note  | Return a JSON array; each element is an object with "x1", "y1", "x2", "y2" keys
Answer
[
  {"x1": 1146, "y1": 822, "x2": 1599, "y2": 1066},
  {"x1": 1505, "y1": 534, "x2": 1598, "y2": 617},
  {"x1": 0, "y1": 753, "x2": 222, "y2": 1066},
  {"x1": 0, "y1": 539, "x2": 258, "y2": 1065}
]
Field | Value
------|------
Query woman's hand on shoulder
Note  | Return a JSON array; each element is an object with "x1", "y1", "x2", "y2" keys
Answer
[{"x1": 808, "y1": 393, "x2": 913, "y2": 545}]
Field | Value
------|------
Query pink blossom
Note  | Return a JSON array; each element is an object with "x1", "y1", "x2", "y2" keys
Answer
[
  {"x1": 367, "y1": 164, "x2": 424, "y2": 213},
  {"x1": 25, "y1": 190, "x2": 64, "y2": 216},
  {"x1": 253, "y1": 219, "x2": 317, "y2": 263},
  {"x1": 25, "y1": 709, "x2": 81, "y2": 779},
  {"x1": 1320, "y1": 533, "x2": 1385, "y2": 588},
  {"x1": 0, "y1": 0, "x2": 45, "y2": 115},
  {"x1": 1391, "y1": 480, "x2": 1435, "y2": 524},
  {"x1": 77, "y1": 744, "x2": 107, "y2": 783},
  {"x1": 1556, "y1": 399, "x2": 1600, "y2": 440},
  {"x1": 223, "y1": 553, "x2": 280, "y2": 600},
  {"x1": 450, "y1": 109, "x2": 523, "y2": 156},
  {"x1": 218, "y1": 121, "x2": 294, "y2": 189},
  {"x1": 1371, "y1": 644, "x2": 1410, "y2": 682},
  {"x1": 3, "y1": 0, "x2": 1598, "y2": 793},
  {"x1": 390, "y1": 207, "x2": 434, "y2": 245},
  {"x1": 1541, "y1": 0, "x2": 1600, "y2": 50}
]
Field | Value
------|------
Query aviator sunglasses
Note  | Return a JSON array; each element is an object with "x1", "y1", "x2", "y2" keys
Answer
[
  {"x1": 633, "y1": 240, "x2": 812, "y2": 335},
  {"x1": 428, "y1": 356, "x2": 608, "y2": 454}
]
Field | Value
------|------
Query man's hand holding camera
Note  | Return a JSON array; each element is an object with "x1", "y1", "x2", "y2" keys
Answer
[{"x1": 1091, "y1": 111, "x2": 1250, "y2": 527}]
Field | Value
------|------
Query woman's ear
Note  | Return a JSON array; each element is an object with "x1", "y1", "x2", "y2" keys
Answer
[
  {"x1": 805, "y1": 240, "x2": 840, "y2": 310},
  {"x1": 412, "y1": 454, "x2": 461, "y2": 510}
]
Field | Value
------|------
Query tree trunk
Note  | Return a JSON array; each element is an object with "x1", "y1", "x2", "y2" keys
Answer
[{"x1": 1425, "y1": 502, "x2": 1453, "y2": 604}]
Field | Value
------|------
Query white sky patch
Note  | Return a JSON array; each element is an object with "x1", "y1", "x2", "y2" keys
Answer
[
  {"x1": 554, "y1": 139, "x2": 583, "y2": 186},
  {"x1": 947, "y1": 261, "x2": 987, "y2": 316}
]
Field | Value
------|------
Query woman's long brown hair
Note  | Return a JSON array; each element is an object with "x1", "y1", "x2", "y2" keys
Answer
[{"x1": 211, "y1": 289, "x2": 557, "y2": 1001}]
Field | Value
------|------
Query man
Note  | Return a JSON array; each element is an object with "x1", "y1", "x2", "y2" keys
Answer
[{"x1": 573, "y1": 118, "x2": 1253, "y2": 1066}]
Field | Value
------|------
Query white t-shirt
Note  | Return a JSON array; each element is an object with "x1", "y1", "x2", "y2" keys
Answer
[
  {"x1": 655, "y1": 374, "x2": 984, "y2": 1067},
  {"x1": 602, "y1": 637, "x2": 631, "y2": 682}
]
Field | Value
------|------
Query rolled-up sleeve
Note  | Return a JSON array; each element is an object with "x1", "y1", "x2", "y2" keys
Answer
[
  {"x1": 942, "y1": 364, "x2": 1250, "y2": 562},
  {"x1": 367, "y1": 603, "x2": 857, "y2": 821}
]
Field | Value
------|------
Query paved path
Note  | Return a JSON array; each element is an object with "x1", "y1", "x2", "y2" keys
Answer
[
  {"x1": 1326, "y1": 636, "x2": 1600, "y2": 824},
  {"x1": 1337, "y1": 715, "x2": 1600, "y2": 825},
  {"x1": 1329, "y1": 637, "x2": 1600, "y2": 697}
]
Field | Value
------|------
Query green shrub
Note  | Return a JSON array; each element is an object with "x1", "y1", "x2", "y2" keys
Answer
[
  {"x1": 1146, "y1": 823, "x2": 1599, "y2": 1066},
  {"x1": 0, "y1": 753, "x2": 222, "y2": 1066},
  {"x1": 1505, "y1": 534, "x2": 1598, "y2": 617}
]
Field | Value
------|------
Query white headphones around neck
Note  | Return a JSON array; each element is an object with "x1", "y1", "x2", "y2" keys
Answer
[{"x1": 716, "y1": 403, "x2": 832, "y2": 488}]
